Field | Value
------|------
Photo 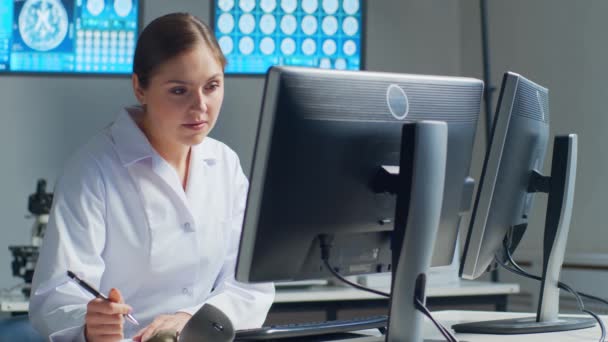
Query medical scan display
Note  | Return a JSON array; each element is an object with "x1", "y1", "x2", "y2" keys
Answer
[
  {"x1": 214, "y1": 0, "x2": 363, "y2": 74},
  {"x1": 0, "y1": 0, "x2": 139, "y2": 74}
]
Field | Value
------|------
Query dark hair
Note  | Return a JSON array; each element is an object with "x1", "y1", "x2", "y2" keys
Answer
[{"x1": 133, "y1": 13, "x2": 226, "y2": 88}]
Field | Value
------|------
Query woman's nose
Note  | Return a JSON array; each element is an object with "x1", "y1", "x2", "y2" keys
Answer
[{"x1": 193, "y1": 88, "x2": 208, "y2": 111}]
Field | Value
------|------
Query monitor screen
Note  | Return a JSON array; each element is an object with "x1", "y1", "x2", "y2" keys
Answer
[
  {"x1": 236, "y1": 67, "x2": 483, "y2": 283},
  {"x1": 213, "y1": 0, "x2": 363, "y2": 75},
  {"x1": 0, "y1": 0, "x2": 139, "y2": 74}
]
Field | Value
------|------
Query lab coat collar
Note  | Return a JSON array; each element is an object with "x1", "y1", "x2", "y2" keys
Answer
[
  {"x1": 111, "y1": 107, "x2": 155, "y2": 166},
  {"x1": 111, "y1": 107, "x2": 220, "y2": 167},
  {"x1": 193, "y1": 135, "x2": 221, "y2": 165}
]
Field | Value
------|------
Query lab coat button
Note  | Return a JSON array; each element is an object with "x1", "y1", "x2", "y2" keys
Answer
[{"x1": 183, "y1": 222, "x2": 191, "y2": 230}]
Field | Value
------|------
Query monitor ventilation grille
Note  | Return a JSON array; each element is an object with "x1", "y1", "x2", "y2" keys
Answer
[
  {"x1": 282, "y1": 74, "x2": 482, "y2": 124},
  {"x1": 513, "y1": 77, "x2": 550, "y2": 123}
]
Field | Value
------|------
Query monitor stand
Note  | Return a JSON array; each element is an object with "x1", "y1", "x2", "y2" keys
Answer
[
  {"x1": 453, "y1": 134, "x2": 596, "y2": 334},
  {"x1": 372, "y1": 121, "x2": 448, "y2": 342}
]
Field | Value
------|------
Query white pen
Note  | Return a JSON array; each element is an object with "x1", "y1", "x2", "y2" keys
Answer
[{"x1": 67, "y1": 270, "x2": 139, "y2": 325}]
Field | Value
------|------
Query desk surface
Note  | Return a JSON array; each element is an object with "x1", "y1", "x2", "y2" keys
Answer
[
  {"x1": 334, "y1": 310, "x2": 607, "y2": 341},
  {"x1": 0, "y1": 292, "x2": 28, "y2": 313},
  {"x1": 274, "y1": 280, "x2": 520, "y2": 303}
]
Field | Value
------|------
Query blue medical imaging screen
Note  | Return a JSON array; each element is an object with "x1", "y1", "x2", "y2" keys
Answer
[
  {"x1": 0, "y1": 0, "x2": 138, "y2": 74},
  {"x1": 214, "y1": 0, "x2": 363, "y2": 74}
]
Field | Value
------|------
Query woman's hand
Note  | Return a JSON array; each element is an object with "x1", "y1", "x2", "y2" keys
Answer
[
  {"x1": 85, "y1": 288, "x2": 132, "y2": 342},
  {"x1": 132, "y1": 312, "x2": 192, "y2": 342}
]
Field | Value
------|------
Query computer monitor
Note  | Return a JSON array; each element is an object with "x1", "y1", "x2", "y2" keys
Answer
[
  {"x1": 237, "y1": 66, "x2": 482, "y2": 283},
  {"x1": 457, "y1": 72, "x2": 593, "y2": 334},
  {"x1": 235, "y1": 66, "x2": 482, "y2": 340}
]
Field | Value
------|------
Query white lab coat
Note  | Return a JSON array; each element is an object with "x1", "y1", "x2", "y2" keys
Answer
[{"x1": 29, "y1": 108, "x2": 275, "y2": 341}]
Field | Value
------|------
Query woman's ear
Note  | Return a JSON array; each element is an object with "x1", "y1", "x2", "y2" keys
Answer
[{"x1": 132, "y1": 74, "x2": 146, "y2": 105}]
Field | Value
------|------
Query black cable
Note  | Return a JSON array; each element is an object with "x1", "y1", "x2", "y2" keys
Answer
[
  {"x1": 497, "y1": 246, "x2": 606, "y2": 342},
  {"x1": 581, "y1": 293, "x2": 608, "y2": 308},
  {"x1": 499, "y1": 258, "x2": 605, "y2": 342},
  {"x1": 585, "y1": 309, "x2": 607, "y2": 342},
  {"x1": 322, "y1": 258, "x2": 390, "y2": 297},
  {"x1": 502, "y1": 242, "x2": 608, "y2": 307},
  {"x1": 502, "y1": 252, "x2": 585, "y2": 308},
  {"x1": 497, "y1": 256, "x2": 585, "y2": 310},
  {"x1": 319, "y1": 236, "x2": 391, "y2": 298},
  {"x1": 322, "y1": 259, "x2": 458, "y2": 342},
  {"x1": 319, "y1": 238, "x2": 458, "y2": 342},
  {"x1": 415, "y1": 298, "x2": 459, "y2": 342}
]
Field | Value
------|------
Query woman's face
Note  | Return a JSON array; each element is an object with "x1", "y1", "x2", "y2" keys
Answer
[{"x1": 133, "y1": 42, "x2": 224, "y2": 148}]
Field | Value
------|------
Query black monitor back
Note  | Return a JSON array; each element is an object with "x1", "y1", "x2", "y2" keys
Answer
[{"x1": 236, "y1": 67, "x2": 483, "y2": 283}]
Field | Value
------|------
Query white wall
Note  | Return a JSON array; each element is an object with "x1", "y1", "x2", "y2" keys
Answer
[
  {"x1": 461, "y1": 0, "x2": 608, "y2": 260},
  {"x1": 460, "y1": 0, "x2": 608, "y2": 310},
  {"x1": 0, "y1": 0, "x2": 464, "y2": 291},
  {"x1": 365, "y1": 0, "x2": 461, "y2": 75}
]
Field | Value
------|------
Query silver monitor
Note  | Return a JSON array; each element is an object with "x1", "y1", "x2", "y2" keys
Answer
[
  {"x1": 457, "y1": 72, "x2": 593, "y2": 334},
  {"x1": 460, "y1": 72, "x2": 550, "y2": 280}
]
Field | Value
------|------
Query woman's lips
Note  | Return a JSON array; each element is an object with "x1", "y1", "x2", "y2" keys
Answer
[{"x1": 183, "y1": 121, "x2": 208, "y2": 130}]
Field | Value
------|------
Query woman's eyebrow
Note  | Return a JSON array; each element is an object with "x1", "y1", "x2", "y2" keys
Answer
[
  {"x1": 164, "y1": 73, "x2": 223, "y2": 85},
  {"x1": 206, "y1": 73, "x2": 223, "y2": 81},
  {"x1": 164, "y1": 79, "x2": 189, "y2": 85}
]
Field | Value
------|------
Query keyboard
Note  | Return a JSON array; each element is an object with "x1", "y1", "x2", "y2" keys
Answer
[{"x1": 234, "y1": 315, "x2": 388, "y2": 340}]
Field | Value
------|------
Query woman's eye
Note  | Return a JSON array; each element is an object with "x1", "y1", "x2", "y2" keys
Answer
[
  {"x1": 206, "y1": 82, "x2": 220, "y2": 91},
  {"x1": 170, "y1": 87, "x2": 187, "y2": 95}
]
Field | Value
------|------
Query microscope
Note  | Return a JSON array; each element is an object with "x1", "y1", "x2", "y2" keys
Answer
[{"x1": 8, "y1": 179, "x2": 53, "y2": 298}]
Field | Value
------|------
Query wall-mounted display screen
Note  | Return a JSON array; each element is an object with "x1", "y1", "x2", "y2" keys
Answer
[
  {"x1": 213, "y1": 0, "x2": 363, "y2": 74},
  {"x1": 0, "y1": 0, "x2": 139, "y2": 74}
]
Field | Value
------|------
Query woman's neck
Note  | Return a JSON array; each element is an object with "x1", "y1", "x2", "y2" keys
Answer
[
  {"x1": 132, "y1": 110, "x2": 191, "y2": 188},
  {"x1": 152, "y1": 136, "x2": 190, "y2": 171}
]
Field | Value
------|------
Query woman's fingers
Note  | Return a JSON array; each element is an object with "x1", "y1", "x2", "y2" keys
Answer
[
  {"x1": 133, "y1": 320, "x2": 162, "y2": 341},
  {"x1": 85, "y1": 322, "x2": 124, "y2": 335},
  {"x1": 86, "y1": 311, "x2": 124, "y2": 325},
  {"x1": 87, "y1": 298, "x2": 132, "y2": 315},
  {"x1": 85, "y1": 290, "x2": 131, "y2": 342},
  {"x1": 132, "y1": 313, "x2": 190, "y2": 341},
  {"x1": 108, "y1": 287, "x2": 125, "y2": 304}
]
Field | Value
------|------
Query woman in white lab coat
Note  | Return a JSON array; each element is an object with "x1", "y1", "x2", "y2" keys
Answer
[{"x1": 28, "y1": 13, "x2": 274, "y2": 342}]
